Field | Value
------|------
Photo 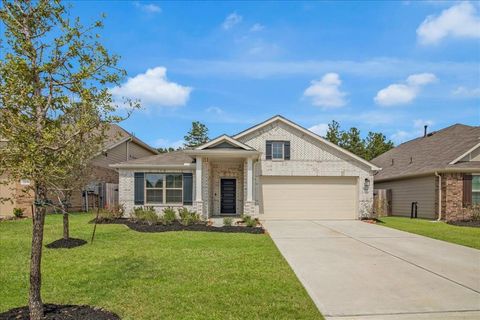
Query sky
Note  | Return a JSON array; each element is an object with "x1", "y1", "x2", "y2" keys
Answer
[{"x1": 68, "y1": 0, "x2": 480, "y2": 148}]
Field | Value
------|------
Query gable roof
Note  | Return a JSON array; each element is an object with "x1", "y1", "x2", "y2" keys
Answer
[
  {"x1": 196, "y1": 134, "x2": 255, "y2": 150},
  {"x1": 102, "y1": 124, "x2": 158, "y2": 155},
  {"x1": 233, "y1": 115, "x2": 380, "y2": 171},
  {"x1": 371, "y1": 124, "x2": 480, "y2": 181},
  {"x1": 111, "y1": 150, "x2": 194, "y2": 169}
]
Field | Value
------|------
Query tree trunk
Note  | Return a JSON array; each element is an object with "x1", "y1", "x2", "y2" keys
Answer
[
  {"x1": 29, "y1": 203, "x2": 45, "y2": 319},
  {"x1": 63, "y1": 212, "x2": 69, "y2": 240}
]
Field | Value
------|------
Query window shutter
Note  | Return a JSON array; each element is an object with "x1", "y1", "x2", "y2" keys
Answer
[
  {"x1": 266, "y1": 141, "x2": 272, "y2": 160},
  {"x1": 183, "y1": 173, "x2": 193, "y2": 205},
  {"x1": 134, "y1": 172, "x2": 145, "y2": 205},
  {"x1": 284, "y1": 141, "x2": 290, "y2": 160},
  {"x1": 463, "y1": 174, "x2": 472, "y2": 207}
]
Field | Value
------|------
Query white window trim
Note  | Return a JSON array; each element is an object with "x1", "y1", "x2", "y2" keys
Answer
[
  {"x1": 145, "y1": 173, "x2": 183, "y2": 205},
  {"x1": 271, "y1": 141, "x2": 285, "y2": 160}
]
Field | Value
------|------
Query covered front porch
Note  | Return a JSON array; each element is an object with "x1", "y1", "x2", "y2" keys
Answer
[{"x1": 184, "y1": 136, "x2": 260, "y2": 219}]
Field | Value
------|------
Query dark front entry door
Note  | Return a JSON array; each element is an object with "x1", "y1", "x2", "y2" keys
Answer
[{"x1": 221, "y1": 179, "x2": 236, "y2": 214}]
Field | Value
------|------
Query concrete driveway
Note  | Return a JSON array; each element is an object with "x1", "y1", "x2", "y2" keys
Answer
[{"x1": 264, "y1": 220, "x2": 480, "y2": 320}]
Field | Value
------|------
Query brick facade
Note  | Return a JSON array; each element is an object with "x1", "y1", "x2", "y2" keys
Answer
[{"x1": 441, "y1": 173, "x2": 465, "y2": 221}]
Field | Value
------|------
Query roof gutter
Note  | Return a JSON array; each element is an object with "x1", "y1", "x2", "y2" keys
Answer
[
  {"x1": 375, "y1": 167, "x2": 480, "y2": 183},
  {"x1": 109, "y1": 163, "x2": 196, "y2": 170},
  {"x1": 183, "y1": 149, "x2": 261, "y2": 157}
]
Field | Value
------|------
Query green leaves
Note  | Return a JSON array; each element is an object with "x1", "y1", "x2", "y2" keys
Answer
[
  {"x1": 184, "y1": 121, "x2": 209, "y2": 148},
  {"x1": 324, "y1": 120, "x2": 394, "y2": 161}
]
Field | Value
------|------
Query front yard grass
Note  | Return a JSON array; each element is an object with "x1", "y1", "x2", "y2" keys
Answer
[
  {"x1": 379, "y1": 217, "x2": 480, "y2": 250},
  {"x1": 0, "y1": 213, "x2": 322, "y2": 319}
]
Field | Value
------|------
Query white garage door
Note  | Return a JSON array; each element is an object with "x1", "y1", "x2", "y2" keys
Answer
[{"x1": 260, "y1": 176, "x2": 357, "y2": 219}]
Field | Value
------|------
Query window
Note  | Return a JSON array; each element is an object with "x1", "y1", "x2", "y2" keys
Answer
[
  {"x1": 272, "y1": 141, "x2": 284, "y2": 160},
  {"x1": 472, "y1": 175, "x2": 480, "y2": 205},
  {"x1": 166, "y1": 174, "x2": 183, "y2": 203},
  {"x1": 145, "y1": 174, "x2": 163, "y2": 204},
  {"x1": 145, "y1": 173, "x2": 183, "y2": 204}
]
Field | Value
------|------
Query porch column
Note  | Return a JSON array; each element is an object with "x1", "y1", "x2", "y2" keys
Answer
[
  {"x1": 195, "y1": 156, "x2": 202, "y2": 201},
  {"x1": 247, "y1": 157, "x2": 253, "y2": 202},
  {"x1": 195, "y1": 156, "x2": 204, "y2": 217},
  {"x1": 244, "y1": 157, "x2": 255, "y2": 215}
]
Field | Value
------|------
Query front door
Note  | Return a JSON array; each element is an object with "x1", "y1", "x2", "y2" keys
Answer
[{"x1": 221, "y1": 179, "x2": 236, "y2": 214}]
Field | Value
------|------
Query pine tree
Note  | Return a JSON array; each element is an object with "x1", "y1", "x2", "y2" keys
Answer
[{"x1": 184, "y1": 121, "x2": 209, "y2": 148}]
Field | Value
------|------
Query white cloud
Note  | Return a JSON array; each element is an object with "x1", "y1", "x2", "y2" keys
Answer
[
  {"x1": 222, "y1": 13, "x2": 242, "y2": 30},
  {"x1": 250, "y1": 23, "x2": 265, "y2": 32},
  {"x1": 390, "y1": 130, "x2": 411, "y2": 145},
  {"x1": 154, "y1": 138, "x2": 184, "y2": 149},
  {"x1": 303, "y1": 73, "x2": 347, "y2": 108},
  {"x1": 417, "y1": 1, "x2": 480, "y2": 45},
  {"x1": 308, "y1": 123, "x2": 329, "y2": 137},
  {"x1": 204, "y1": 106, "x2": 252, "y2": 124},
  {"x1": 110, "y1": 67, "x2": 192, "y2": 109},
  {"x1": 374, "y1": 73, "x2": 437, "y2": 106},
  {"x1": 133, "y1": 2, "x2": 161, "y2": 13},
  {"x1": 452, "y1": 86, "x2": 480, "y2": 97}
]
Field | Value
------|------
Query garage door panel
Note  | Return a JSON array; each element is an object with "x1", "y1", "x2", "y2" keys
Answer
[{"x1": 261, "y1": 176, "x2": 357, "y2": 220}]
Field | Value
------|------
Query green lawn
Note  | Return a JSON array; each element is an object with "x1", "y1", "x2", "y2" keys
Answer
[
  {"x1": 379, "y1": 217, "x2": 480, "y2": 250},
  {"x1": 0, "y1": 213, "x2": 322, "y2": 319}
]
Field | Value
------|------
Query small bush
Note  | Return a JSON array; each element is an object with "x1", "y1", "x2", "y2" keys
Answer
[
  {"x1": 223, "y1": 217, "x2": 233, "y2": 226},
  {"x1": 243, "y1": 215, "x2": 258, "y2": 228},
  {"x1": 12, "y1": 208, "x2": 24, "y2": 218},
  {"x1": 178, "y1": 207, "x2": 200, "y2": 226},
  {"x1": 162, "y1": 207, "x2": 176, "y2": 225},
  {"x1": 98, "y1": 204, "x2": 124, "y2": 221},
  {"x1": 132, "y1": 207, "x2": 159, "y2": 225}
]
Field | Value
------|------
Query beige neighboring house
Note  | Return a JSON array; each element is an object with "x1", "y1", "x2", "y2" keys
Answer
[
  {"x1": 112, "y1": 115, "x2": 379, "y2": 220},
  {"x1": 371, "y1": 124, "x2": 480, "y2": 220},
  {"x1": 0, "y1": 124, "x2": 157, "y2": 217}
]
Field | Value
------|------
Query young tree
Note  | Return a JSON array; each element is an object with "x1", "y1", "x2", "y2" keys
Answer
[
  {"x1": 339, "y1": 127, "x2": 366, "y2": 158},
  {"x1": 325, "y1": 120, "x2": 342, "y2": 145},
  {"x1": 0, "y1": 1, "x2": 136, "y2": 318},
  {"x1": 364, "y1": 132, "x2": 394, "y2": 161},
  {"x1": 184, "y1": 121, "x2": 209, "y2": 148}
]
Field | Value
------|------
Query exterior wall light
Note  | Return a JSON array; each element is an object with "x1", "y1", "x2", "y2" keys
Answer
[{"x1": 364, "y1": 178, "x2": 370, "y2": 191}]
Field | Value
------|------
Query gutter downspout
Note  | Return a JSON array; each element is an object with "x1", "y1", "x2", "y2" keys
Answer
[{"x1": 435, "y1": 172, "x2": 442, "y2": 221}]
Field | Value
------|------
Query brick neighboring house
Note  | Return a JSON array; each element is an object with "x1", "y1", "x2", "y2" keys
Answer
[
  {"x1": 371, "y1": 124, "x2": 480, "y2": 221},
  {"x1": 0, "y1": 124, "x2": 157, "y2": 217}
]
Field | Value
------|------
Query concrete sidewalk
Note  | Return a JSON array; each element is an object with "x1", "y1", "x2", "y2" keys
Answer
[{"x1": 264, "y1": 220, "x2": 480, "y2": 320}]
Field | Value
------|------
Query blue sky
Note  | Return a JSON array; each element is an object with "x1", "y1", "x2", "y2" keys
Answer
[{"x1": 70, "y1": 0, "x2": 479, "y2": 148}]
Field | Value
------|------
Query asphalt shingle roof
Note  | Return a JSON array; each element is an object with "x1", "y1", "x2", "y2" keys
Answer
[{"x1": 371, "y1": 124, "x2": 480, "y2": 181}]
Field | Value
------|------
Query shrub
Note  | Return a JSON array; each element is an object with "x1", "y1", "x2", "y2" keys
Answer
[
  {"x1": 178, "y1": 207, "x2": 200, "y2": 226},
  {"x1": 242, "y1": 215, "x2": 258, "y2": 227},
  {"x1": 98, "y1": 204, "x2": 125, "y2": 221},
  {"x1": 223, "y1": 217, "x2": 233, "y2": 226},
  {"x1": 162, "y1": 207, "x2": 176, "y2": 225},
  {"x1": 132, "y1": 206, "x2": 159, "y2": 225},
  {"x1": 12, "y1": 208, "x2": 24, "y2": 218}
]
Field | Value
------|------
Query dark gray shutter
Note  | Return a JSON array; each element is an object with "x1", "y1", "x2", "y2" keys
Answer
[
  {"x1": 183, "y1": 173, "x2": 193, "y2": 205},
  {"x1": 284, "y1": 141, "x2": 290, "y2": 160},
  {"x1": 463, "y1": 174, "x2": 472, "y2": 207},
  {"x1": 266, "y1": 141, "x2": 272, "y2": 160},
  {"x1": 134, "y1": 172, "x2": 145, "y2": 205}
]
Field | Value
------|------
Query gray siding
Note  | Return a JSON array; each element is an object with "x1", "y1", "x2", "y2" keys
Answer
[{"x1": 375, "y1": 175, "x2": 436, "y2": 219}]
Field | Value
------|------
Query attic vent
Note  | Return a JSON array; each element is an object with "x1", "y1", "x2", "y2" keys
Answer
[
  {"x1": 391, "y1": 159, "x2": 394, "y2": 166},
  {"x1": 427, "y1": 132, "x2": 435, "y2": 137},
  {"x1": 410, "y1": 157, "x2": 413, "y2": 164}
]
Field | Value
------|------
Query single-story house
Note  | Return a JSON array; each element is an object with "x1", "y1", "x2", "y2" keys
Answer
[
  {"x1": 371, "y1": 124, "x2": 480, "y2": 221},
  {"x1": 111, "y1": 115, "x2": 379, "y2": 220},
  {"x1": 0, "y1": 124, "x2": 158, "y2": 217}
]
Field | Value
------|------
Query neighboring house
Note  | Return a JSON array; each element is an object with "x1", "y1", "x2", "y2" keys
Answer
[
  {"x1": 112, "y1": 115, "x2": 379, "y2": 220},
  {"x1": 0, "y1": 124, "x2": 157, "y2": 217},
  {"x1": 371, "y1": 124, "x2": 480, "y2": 221}
]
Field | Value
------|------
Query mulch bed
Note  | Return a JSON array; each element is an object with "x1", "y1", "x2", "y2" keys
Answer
[
  {"x1": 45, "y1": 238, "x2": 87, "y2": 249},
  {"x1": 94, "y1": 218, "x2": 265, "y2": 234},
  {"x1": 0, "y1": 304, "x2": 120, "y2": 320},
  {"x1": 447, "y1": 220, "x2": 480, "y2": 228}
]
